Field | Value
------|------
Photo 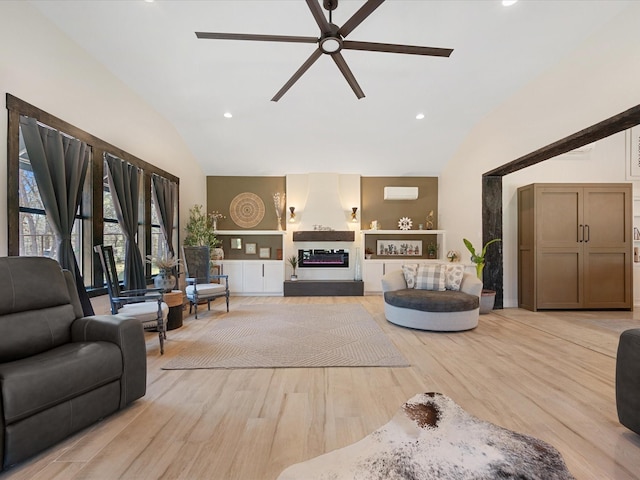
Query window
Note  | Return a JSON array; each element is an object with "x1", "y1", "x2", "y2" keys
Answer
[
  {"x1": 150, "y1": 190, "x2": 164, "y2": 276},
  {"x1": 7, "y1": 95, "x2": 180, "y2": 295},
  {"x1": 102, "y1": 167, "x2": 127, "y2": 280}
]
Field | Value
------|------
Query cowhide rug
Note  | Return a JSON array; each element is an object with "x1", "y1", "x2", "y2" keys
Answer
[{"x1": 278, "y1": 392, "x2": 575, "y2": 480}]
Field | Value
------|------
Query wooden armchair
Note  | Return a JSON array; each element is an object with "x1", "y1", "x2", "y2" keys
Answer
[
  {"x1": 94, "y1": 245, "x2": 168, "y2": 354},
  {"x1": 181, "y1": 246, "x2": 229, "y2": 318}
]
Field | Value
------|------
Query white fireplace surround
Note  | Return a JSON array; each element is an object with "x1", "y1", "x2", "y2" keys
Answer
[{"x1": 285, "y1": 173, "x2": 360, "y2": 281}]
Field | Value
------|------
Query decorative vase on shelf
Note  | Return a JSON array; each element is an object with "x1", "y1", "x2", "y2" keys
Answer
[
  {"x1": 354, "y1": 248, "x2": 362, "y2": 281},
  {"x1": 212, "y1": 248, "x2": 224, "y2": 261},
  {"x1": 154, "y1": 269, "x2": 175, "y2": 293}
]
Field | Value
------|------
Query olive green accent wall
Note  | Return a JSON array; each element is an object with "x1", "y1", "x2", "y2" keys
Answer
[
  {"x1": 207, "y1": 176, "x2": 286, "y2": 231},
  {"x1": 361, "y1": 177, "x2": 438, "y2": 231},
  {"x1": 206, "y1": 176, "x2": 438, "y2": 238}
]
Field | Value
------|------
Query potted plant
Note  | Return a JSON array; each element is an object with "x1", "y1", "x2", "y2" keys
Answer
[
  {"x1": 287, "y1": 255, "x2": 299, "y2": 280},
  {"x1": 426, "y1": 242, "x2": 438, "y2": 259},
  {"x1": 184, "y1": 204, "x2": 222, "y2": 259},
  {"x1": 463, "y1": 237, "x2": 501, "y2": 313}
]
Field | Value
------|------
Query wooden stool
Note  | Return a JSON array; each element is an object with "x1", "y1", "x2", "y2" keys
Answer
[{"x1": 163, "y1": 290, "x2": 184, "y2": 330}]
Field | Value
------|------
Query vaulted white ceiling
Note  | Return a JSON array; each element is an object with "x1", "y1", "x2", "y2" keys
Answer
[{"x1": 30, "y1": 0, "x2": 632, "y2": 176}]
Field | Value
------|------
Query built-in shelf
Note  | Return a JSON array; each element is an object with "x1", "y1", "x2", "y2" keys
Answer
[
  {"x1": 215, "y1": 230, "x2": 286, "y2": 235},
  {"x1": 362, "y1": 229, "x2": 445, "y2": 235}
]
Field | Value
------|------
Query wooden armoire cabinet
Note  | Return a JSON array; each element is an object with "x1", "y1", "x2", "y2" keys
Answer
[{"x1": 518, "y1": 183, "x2": 632, "y2": 311}]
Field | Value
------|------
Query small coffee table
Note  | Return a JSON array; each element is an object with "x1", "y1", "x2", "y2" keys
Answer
[{"x1": 163, "y1": 290, "x2": 184, "y2": 330}]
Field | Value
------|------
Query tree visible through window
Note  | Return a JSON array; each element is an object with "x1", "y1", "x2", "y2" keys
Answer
[{"x1": 103, "y1": 167, "x2": 127, "y2": 280}]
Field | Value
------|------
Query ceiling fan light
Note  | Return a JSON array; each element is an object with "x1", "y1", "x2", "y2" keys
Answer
[{"x1": 320, "y1": 37, "x2": 342, "y2": 54}]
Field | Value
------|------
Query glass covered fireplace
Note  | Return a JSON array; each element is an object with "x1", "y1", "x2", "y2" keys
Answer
[{"x1": 298, "y1": 249, "x2": 349, "y2": 268}]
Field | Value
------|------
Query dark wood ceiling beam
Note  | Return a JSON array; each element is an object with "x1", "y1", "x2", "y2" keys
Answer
[{"x1": 484, "y1": 104, "x2": 640, "y2": 178}]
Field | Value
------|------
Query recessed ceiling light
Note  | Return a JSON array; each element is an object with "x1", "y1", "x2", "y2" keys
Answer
[
  {"x1": 416, "y1": 113, "x2": 425, "y2": 120},
  {"x1": 223, "y1": 112, "x2": 233, "y2": 118},
  {"x1": 502, "y1": 0, "x2": 518, "y2": 6}
]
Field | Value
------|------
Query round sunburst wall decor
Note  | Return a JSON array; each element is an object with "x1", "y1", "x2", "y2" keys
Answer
[
  {"x1": 229, "y1": 192, "x2": 265, "y2": 228},
  {"x1": 398, "y1": 217, "x2": 413, "y2": 230}
]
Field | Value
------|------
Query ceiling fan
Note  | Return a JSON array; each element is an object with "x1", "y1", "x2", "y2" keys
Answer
[{"x1": 195, "y1": 0, "x2": 453, "y2": 101}]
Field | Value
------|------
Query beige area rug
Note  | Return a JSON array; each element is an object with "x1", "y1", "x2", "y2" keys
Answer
[
  {"x1": 162, "y1": 304, "x2": 409, "y2": 369},
  {"x1": 279, "y1": 392, "x2": 575, "y2": 480}
]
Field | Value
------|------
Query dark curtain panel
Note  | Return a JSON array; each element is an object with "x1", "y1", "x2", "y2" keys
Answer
[
  {"x1": 19, "y1": 116, "x2": 95, "y2": 316},
  {"x1": 105, "y1": 154, "x2": 146, "y2": 291},
  {"x1": 151, "y1": 174, "x2": 177, "y2": 255}
]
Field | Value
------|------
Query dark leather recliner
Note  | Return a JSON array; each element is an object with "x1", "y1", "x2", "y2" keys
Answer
[
  {"x1": 0, "y1": 256, "x2": 147, "y2": 470},
  {"x1": 616, "y1": 328, "x2": 640, "y2": 435}
]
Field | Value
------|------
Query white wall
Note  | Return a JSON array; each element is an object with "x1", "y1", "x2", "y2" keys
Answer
[
  {"x1": 440, "y1": 2, "x2": 640, "y2": 307},
  {"x1": 0, "y1": 1, "x2": 207, "y2": 256}
]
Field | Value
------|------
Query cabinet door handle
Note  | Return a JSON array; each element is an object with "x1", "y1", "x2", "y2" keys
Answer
[
  {"x1": 262, "y1": 264, "x2": 265, "y2": 277},
  {"x1": 585, "y1": 224, "x2": 590, "y2": 243},
  {"x1": 578, "y1": 224, "x2": 583, "y2": 242}
]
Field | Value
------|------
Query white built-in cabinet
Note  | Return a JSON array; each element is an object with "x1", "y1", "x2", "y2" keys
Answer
[
  {"x1": 219, "y1": 260, "x2": 284, "y2": 295},
  {"x1": 242, "y1": 262, "x2": 284, "y2": 294},
  {"x1": 362, "y1": 259, "x2": 458, "y2": 294},
  {"x1": 215, "y1": 230, "x2": 285, "y2": 296},
  {"x1": 218, "y1": 261, "x2": 244, "y2": 293},
  {"x1": 363, "y1": 261, "x2": 403, "y2": 293},
  {"x1": 361, "y1": 229, "x2": 447, "y2": 294}
]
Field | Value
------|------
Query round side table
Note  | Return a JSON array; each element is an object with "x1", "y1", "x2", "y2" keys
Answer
[{"x1": 163, "y1": 290, "x2": 184, "y2": 330}]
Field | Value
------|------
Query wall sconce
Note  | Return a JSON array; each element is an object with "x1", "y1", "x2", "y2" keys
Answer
[
  {"x1": 289, "y1": 206, "x2": 296, "y2": 223},
  {"x1": 351, "y1": 207, "x2": 358, "y2": 222}
]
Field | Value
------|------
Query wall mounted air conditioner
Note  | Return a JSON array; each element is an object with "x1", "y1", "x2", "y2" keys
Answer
[{"x1": 383, "y1": 186, "x2": 419, "y2": 200}]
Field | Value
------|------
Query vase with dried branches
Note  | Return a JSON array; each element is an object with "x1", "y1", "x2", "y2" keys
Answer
[{"x1": 273, "y1": 192, "x2": 285, "y2": 231}]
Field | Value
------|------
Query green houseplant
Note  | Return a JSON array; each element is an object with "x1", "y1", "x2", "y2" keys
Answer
[
  {"x1": 463, "y1": 238, "x2": 501, "y2": 280},
  {"x1": 287, "y1": 255, "x2": 299, "y2": 280},
  {"x1": 184, "y1": 204, "x2": 221, "y2": 255},
  {"x1": 463, "y1": 237, "x2": 501, "y2": 313}
]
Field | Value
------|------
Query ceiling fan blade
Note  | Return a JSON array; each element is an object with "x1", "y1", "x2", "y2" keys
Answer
[
  {"x1": 343, "y1": 40, "x2": 453, "y2": 57},
  {"x1": 271, "y1": 49, "x2": 323, "y2": 102},
  {"x1": 331, "y1": 52, "x2": 365, "y2": 99},
  {"x1": 338, "y1": 0, "x2": 385, "y2": 38},
  {"x1": 195, "y1": 32, "x2": 318, "y2": 44},
  {"x1": 306, "y1": 0, "x2": 332, "y2": 34}
]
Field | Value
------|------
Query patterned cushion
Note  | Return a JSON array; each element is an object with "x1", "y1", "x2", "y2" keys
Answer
[
  {"x1": 444, "y1": 264, "x2": 465, "y2": 291},
  {"x1": 401, "y1": 264, "x2": 419, "y2": 289},
  {"x1": 415, "y1": 264, "x2": 446, "y2": 291}
]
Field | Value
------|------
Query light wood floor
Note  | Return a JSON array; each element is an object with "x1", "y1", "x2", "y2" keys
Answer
[{"x1": 3, "y1": 295, "x2": 640, "y2": 480}]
